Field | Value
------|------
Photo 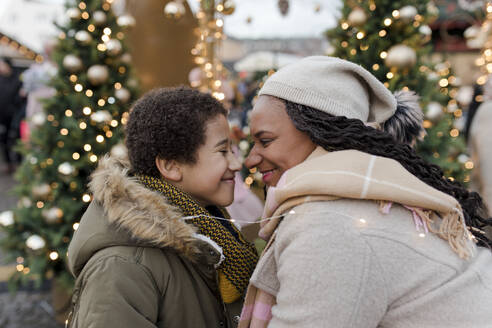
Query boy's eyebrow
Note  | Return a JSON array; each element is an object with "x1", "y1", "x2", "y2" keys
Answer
[{"x1": 214, "y1": 138, "x2": 229, "y2": 148}]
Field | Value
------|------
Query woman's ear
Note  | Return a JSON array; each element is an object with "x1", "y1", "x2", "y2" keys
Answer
[{"x1": 155, "y1": 157, "x2": 182, "y2": 182}]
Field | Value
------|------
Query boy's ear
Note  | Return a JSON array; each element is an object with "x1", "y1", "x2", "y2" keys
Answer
[{"x1": 155, "y1": 157, "x2": 182, "y2": 182}]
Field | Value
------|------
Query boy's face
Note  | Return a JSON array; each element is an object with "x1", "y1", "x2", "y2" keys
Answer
[{"x1": 179, "y1": 114, "x2": 241, "y2": 207}]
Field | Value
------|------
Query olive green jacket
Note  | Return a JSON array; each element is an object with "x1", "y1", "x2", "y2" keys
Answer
[{"x1": 66, "y1": 155, "x2": 243, "y2": 328}]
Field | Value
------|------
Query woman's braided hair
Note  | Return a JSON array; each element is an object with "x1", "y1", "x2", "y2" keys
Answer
[{"x1": 284, "y1": 99, "x2": 492, "y2": 248}]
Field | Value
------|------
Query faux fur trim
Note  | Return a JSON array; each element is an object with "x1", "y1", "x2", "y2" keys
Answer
[
  {"x1": 88, "y1": 155, "x2": 201, "y2": 260},
  {"x1": 193, "y1": 233, "x2": 225, "y2": 268}
]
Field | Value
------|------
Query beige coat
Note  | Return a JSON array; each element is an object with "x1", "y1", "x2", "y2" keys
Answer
[{"x1": 250, "y1": 149, "x2": 492, "y2": 327}]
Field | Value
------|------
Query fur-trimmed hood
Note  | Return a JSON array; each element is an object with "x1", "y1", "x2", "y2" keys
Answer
[{"x1": 68, "y1": 155, "x2": 216, "y2": 277}]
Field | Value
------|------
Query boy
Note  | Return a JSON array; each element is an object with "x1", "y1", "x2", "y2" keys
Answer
[{"x1": 67, "y1": 87, "x2": 258, "y2": 328}]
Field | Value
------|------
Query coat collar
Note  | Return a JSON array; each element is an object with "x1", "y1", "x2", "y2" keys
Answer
[{"x1": 68, "y1": 155, "x2": 223, "y2": 276}]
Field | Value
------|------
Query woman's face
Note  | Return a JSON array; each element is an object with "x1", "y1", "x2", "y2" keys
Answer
[{"x1": 245, "y1": 95, "x2": 316, "y2": 187}]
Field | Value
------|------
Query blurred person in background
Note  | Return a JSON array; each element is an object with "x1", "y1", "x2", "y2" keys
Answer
[
  {"x1": 467, "y1": 76, "x2": 492, "y2": 238},
  {"x1": 0, "y1": 57, "x2": 23, "y2": 174}
]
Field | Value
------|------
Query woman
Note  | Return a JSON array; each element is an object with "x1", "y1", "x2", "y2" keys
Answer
[{"x1": 239, "y1": 56, "x2": 492, "y2": 327}]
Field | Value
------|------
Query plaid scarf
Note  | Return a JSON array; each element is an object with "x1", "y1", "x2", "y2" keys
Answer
[{"x1": 137, "y1": 174, "x2": 258, "y2": 304}]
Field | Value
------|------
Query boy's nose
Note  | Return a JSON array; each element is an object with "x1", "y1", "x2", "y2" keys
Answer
[
  {"x1": 228, "y1": 153, "x2": 242, "y2": 171},
  {"x1": 244, "y1": 153, "x2": 261, "y2": 169}
]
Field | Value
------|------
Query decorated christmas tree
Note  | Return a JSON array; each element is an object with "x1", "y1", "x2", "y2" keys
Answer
[
  {"x1": 325, "y1": 0, "x2": 470, "y2": 183},
  {"x1": 0, "y1": 0, "x2": 138, "y2": 289}
]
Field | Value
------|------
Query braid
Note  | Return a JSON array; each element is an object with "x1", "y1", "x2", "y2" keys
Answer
[{"x1": 284, "y1": 100, "x2": 492, "y2": 248}]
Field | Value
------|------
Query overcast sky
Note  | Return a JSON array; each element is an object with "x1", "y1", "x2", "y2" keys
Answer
[{"x1": 0, "y1": 0, "x2": 341, "y2": 40}]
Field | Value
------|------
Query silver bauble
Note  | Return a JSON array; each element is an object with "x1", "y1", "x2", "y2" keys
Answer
[
  {"x1": 117, "y1": 14, "x2": 136, "y2": 28},
  {"x1": 0, "y1": 211, "x2": 14, "y2": 226},
  {"x1": 399, "y1": 5, "x2": 418, "y2": 22},
  {"x1": 66, "y1": 8, "x2": 81, "y2": 20},
  {"x1": 75, "y1": 30, "x2": 93, "y2": 45},
  {"x1": 32, "y1": 183, "x2": 51, "y2": 199},
  {"x1": 18, "y1": 197, "x2": 32, "y2": 208},
  {"x1": 120, "y1": 53, "x2": 132, "y2": 64},
  {"x1": 115, "y1": 87, "x2": 131, "y2": 103},
  {"x1": 62, "y1": 54, "x2": 83, "y2": 72},
  {"x1": 87, "y1": 65, "x2": 109, "y2": 85},
  {"x1": 110, "y1": 143, "x2": 128, "y2": 158},
  {"x1": 347, "y1": 7, "x2": 367, "y2": 26},
  {"x1": 106, "y1": 39, "x2": 122, "y2": 56},
  {"x1": 164, "y1": 1, "x2": 186, "y2": 20},
  {"x1": 31, "y1": 112, "x2": 46, "y2": 127},
  {"x1": 419, "y1": 25, "x2": 432, "y2": 36},
  {"x1": 92, "y1": 11, "x2": 107, "y2": 26},
  {"x1": 91, "y1": 110, "x2": 112, "y2": 123},
  {"x1": 26, "y1": 235, "x2": 46, "y2": 250},
  {"x1": 384, "y1": 44, "x2": 417, "y2": 68},
  {"x1": 425, "y1": 102, "x2": 444, "y2": 122},
  {"x1": 41, "y1": 207, "x2": 63, "y2": 224},
  {"x1": 58, "y1": 162, "x2": 75, "y2": 176}
]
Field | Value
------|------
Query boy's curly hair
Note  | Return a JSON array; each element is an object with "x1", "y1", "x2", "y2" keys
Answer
[{"x1": 125, "y1": 86, "x2": 227, "y2": 177}]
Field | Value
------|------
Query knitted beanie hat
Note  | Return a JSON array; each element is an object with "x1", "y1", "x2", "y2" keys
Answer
[{"x1": 258, "y1": 56, "x2": 425, "y2": 145}]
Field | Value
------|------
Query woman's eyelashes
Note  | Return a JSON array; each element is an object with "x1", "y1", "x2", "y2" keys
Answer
[{"x1": 260, "y1": 138, "x2": 273, "y2": 147}]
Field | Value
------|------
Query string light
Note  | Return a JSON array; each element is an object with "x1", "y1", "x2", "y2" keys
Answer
[
  {"x1": 49, "y1": 251, "x2": 59, "y2": 260},
  {"x1": 85, "y1": 89, "x2": 93, "y2": 97},
  {"x1": 96, "y1": 135, "x2": 104, "y2": 143},
  {"x1": 73, "y1": 222, "x2": 79, "y2": 230},
  {"x1": 73, "y1": 152, "x2": 80, "y2": 160},
  {"x1": 79, "y1": 122, "x2": 87, "y2": 129},
  {"x1": 74, "y1": 84, "x2": 83, "y2": 92},
  {"x1": 384, "y1": 18, "x2": 392, "y2": 26},
  {"x1": 89, "y1": 154, "x2": 98, "y2": 162},
  {"x1": 65, "y1": 109, "x2": 73, "y2": 117},
  {"x1": 84, "y1": 144, "x2": 92, "y2": 151},
  {"x1": 83, "y1": 107, "x2": 92, "y2": 115},
  {"x1": 82, "y1": 194, "x2": 91, "y2": 202},
  {"x1": 380, "y1": 51, "x2": 388, "y2": 59}
]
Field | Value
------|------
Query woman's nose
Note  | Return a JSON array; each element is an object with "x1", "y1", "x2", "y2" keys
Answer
[{"x1": 244, "y1": 152, "x2": 261, "y2": 169}]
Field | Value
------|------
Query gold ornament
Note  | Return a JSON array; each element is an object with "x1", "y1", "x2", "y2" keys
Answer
[
  {"x1": 221, "y1": 0, "x2": 236, "y2": 15},
  {"x1": 41, "y1": 207, "x2": 63, "y2": 224},
  {"x1": 66, "y1": 8, "x2": 81, "y2": 20},
  {"x1": 75, "y1": 30, "x2": 93, "y2": 45},
  {"x1": 164, "y1": 1, "x2": 186, "y2": 20},
  {"x1": 92, "y1": 10, "x2": 107, "y2": 26},
  {"x1": 384, "y1": 44, "x2": 416, "y2": 68},
  {"x1": 115, "y1": 87, "x2": 131, "y2": 103},
  {"x1": 87, "y1": 65, "x2": 109, "y2": 85},
  {"x1": 106, "y1": 39, "x2": 122, "y2": 56}
]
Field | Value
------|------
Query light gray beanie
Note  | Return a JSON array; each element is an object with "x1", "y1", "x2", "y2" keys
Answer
[{"x1": 259, "y1": 56, "x2": 397, "y2": 124}]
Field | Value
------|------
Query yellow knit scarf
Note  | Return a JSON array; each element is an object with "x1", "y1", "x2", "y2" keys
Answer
[{"x1": 137, "y1": 174, "x2": 258, "y2": 303}]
